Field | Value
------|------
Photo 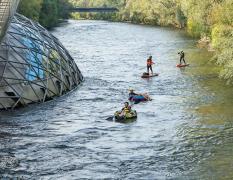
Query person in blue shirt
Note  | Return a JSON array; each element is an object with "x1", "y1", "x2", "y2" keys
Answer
[{"x1": 128, "y1": 89, "x2": 152, "y2": 103}]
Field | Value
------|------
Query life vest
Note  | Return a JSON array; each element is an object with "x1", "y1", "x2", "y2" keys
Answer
[
  {"x1": 147, "y1": 59, "x2": 153, "y2": 66},
  {"x1": 123, "y1": 106, "x2": 131, "y2": 113}
]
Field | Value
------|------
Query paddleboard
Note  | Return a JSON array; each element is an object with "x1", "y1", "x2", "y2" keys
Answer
[
  {"x1": 141, "y1": 73, "x2": 159, "y2": 78},
  {"x1": 176, "y1": 64, "x2": 189, "y2": 68}
]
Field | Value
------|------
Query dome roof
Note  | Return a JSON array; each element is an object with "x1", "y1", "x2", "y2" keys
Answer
[{"x1": 0, "y1": 13, "x2": 83, "y2": 109}]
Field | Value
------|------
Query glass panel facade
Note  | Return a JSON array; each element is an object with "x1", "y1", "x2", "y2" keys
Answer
[{"x1": 0, "y1": 13, "x2": 83, "y2": 109}]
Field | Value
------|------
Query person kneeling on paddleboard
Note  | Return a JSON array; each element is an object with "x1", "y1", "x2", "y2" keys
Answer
[
  {"x1": 147, "y1": 56, "x2": 155, "y2": 75},
  {"x1": 178, "y1": 51, "x2": 186, "y2": 65}
]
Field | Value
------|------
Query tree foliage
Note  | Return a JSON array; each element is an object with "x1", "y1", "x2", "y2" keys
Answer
[
  {"x1": 18, "y1": 0, "x2": 43, "y2": 21},
  {"x1": 18, "y1": 0, "x2": 71, "y2": 28}
]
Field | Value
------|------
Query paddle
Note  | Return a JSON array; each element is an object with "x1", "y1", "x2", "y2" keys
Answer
[
  {"x1": 139, "y1": 63, "x2": 156, "y2": 70},
  {"x1": 106, "y1": 116, "x2": 114, "y2": 121},
  {"x1": 139, "y1": 67, "x2": 146, "y2": 70}
]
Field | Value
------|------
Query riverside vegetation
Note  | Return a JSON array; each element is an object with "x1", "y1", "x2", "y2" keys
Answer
[
  {"x1": 70, "y1": 0, "x2": 233, "y2": 84},
  {"x1": 17, "y1": 0, "x2": 71, "y2": 29}
]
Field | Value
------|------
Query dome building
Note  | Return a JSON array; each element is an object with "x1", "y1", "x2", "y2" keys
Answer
[{"x1": 0, "y1": 1, "x2": 83, "y2": 109}]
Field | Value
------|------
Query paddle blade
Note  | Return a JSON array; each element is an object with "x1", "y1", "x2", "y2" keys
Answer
[{"x1": 106, "y1": 116, "x2": 114, "y2": 121}]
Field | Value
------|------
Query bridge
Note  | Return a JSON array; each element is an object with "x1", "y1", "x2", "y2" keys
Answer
[{"x1": 70, "y1": 7, "x2": 119, "y2": 13}]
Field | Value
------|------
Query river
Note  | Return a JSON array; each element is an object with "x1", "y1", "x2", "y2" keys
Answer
[{"x1": 0, "y1": 20, "x2": 233, "y2": 179}]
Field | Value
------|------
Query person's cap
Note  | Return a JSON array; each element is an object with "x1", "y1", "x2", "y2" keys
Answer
[{"x1": 128, "y1": 88, "x2": 134, "y2": 92}]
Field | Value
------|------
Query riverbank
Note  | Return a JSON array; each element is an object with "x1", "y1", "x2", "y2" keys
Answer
[{"x1": 71, "y1": 14, "x2": 216, "y2": 54}]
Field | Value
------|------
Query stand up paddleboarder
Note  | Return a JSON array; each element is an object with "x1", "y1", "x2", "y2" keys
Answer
[
  {"x1": 178, "y1": 51, "x2": 186, "y2": 65},
  {"x1": 147, "y1": 56, "x2": 155, "y2": 74}
]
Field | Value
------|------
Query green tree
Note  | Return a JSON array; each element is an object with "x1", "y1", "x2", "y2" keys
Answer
[
  {"x1": 18, "y1": 0, "x2": 72, "y2": 28},
  {"x1": 58, "y1": 0, "x2": 72, "y2": 19},
  {"x1": 18, "y1": 0, "x2": 43, "y2": 21},
  {"x1": 39, "y1": 0, "x2": 59, "y2": 28}
]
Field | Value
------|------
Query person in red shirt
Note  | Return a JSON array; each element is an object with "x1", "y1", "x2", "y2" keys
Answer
[{"x1": 147, "y1": 56, "x2": 155, "y2": 74}]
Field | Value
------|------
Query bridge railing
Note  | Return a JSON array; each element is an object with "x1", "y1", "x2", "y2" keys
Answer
[{"x1": 70, "y1": 7, "x2": 119, "y2": 13}]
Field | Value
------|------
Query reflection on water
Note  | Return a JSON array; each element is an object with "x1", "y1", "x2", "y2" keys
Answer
[
  {"x1": 181, "y1": 51, "x2": 233, "y2": 179},
  {"x1": 0, "y1": 20, "x2": 233, "y2": 179}
]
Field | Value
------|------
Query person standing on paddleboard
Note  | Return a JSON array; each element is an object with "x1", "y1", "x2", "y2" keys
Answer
[
  {"x1": 178, "y1": 51, "x2": 186, "y2": 65},
  {"x1": 147, "y1": 56, "x2": 155, "y2": 75}
]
